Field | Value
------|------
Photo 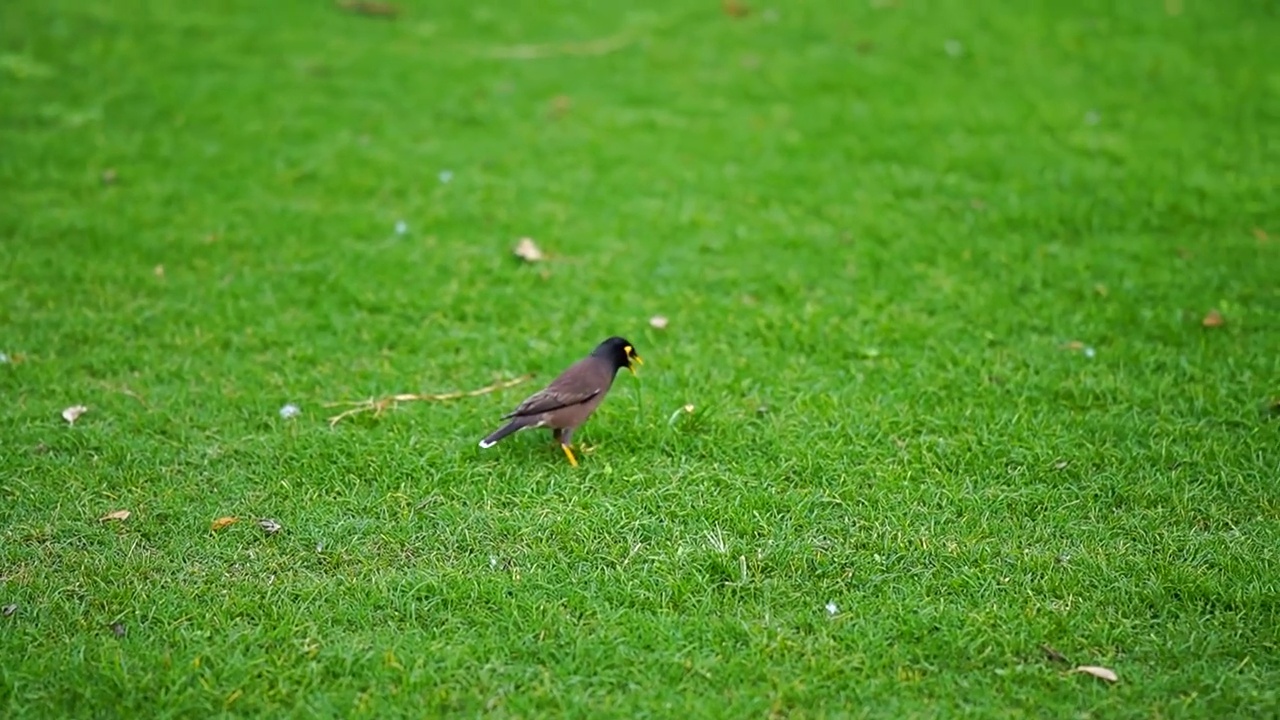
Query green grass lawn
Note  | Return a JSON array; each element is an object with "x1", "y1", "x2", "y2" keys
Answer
[{"x1": 3, "y1": 0, "x2": 1279, "y2": 716}]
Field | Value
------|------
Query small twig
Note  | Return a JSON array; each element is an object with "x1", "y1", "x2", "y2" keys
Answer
[
  {"x1": 482, "y1": 34, "x2": 634, "y2": 60},
  {"x1": 94, "y1": 381, "x2": 148, "y2": 407},
  {"x1": 325, "y1": 374, "x2": 532, "y2": 427}
]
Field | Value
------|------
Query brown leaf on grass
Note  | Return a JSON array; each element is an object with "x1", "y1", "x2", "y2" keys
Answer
[
  {"x1": 513, "y1": 237, "x2": 544, "y2": 263},
  {"x1": 1202, "y1": 309, "x2": 1224, "y2": 328},
  {"x1": 722, "y1": 0, "x2": 750, "y2": 18},
  {"x1": 258, "y1": 518, "x2": 283, "y2": 535},
  {"x1": 1041, "y1": 643, "x2": 1069, "y2": 663},
  {"x1": 336, "y1": 0, "x2": 399, "y2": 17},
  {"x1": 649, "y1": 315, "x2": 669, "y2": 330},
  {"x1": 1061, "y1": 341, "x2": 1085, "y2": 351},
  {"x1": 1253, "y1": 228, "x2": 1269, "y2": 243},
  {"x1": 547, "y1": 94, "x2": 573, "y2": 119},
  {"x1": 100, "y1": 509, "x2": 131, "y2": 522},
  {"x1": 1073, "y1": 665, "x2": 1118, "y2": 683},
  {"x1": 211, "y1": 516, "x2": 239, "y2": 532},
  {"x1": 100, "y1": 168, "x2": 118, "y2": 185},
  {"x1": 62, "y1": 405, "x2": 88, "y2": 425}
]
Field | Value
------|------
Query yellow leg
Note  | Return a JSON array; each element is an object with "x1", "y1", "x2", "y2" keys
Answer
[{"x1": 560, "y1": 443, "x2": 579, "y2": 467}]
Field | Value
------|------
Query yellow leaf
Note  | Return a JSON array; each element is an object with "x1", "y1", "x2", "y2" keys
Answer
[
  {"x1": 100, "y1": 509, "x2": 131, "y2": 522},
  {"x1": 211, "y1": 516, "x2": 239, "y2": 531}
]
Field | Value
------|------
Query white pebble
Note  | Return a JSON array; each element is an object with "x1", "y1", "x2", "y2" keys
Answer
[
  {"x1": 279, "y1": 403, "x2": 301, "y2": 419},
  {"x1": 438, "y1": 170, "x2": 454, "y2": 184},
  {"x1": 394, "y1": 220, "x2": 408, "y2": 235},
  {"x1": 825, "y1": 601, "x2": 839, "y2": 616}
]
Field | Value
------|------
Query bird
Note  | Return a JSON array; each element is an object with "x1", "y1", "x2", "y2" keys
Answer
[{"x1": 478, "y1": 336, "x2": 643, "y2": 467}]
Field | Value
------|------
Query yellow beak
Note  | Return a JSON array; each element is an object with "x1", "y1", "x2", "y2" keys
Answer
[{"x1": 628, "y1": 353, "x2": 643, "y2": 376}]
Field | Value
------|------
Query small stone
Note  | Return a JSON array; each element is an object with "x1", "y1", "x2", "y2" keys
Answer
[
  {"x1": 394, "y1": 220, "x2": 408, "y2": 235},
  {"x1": 438, "y1": 170, "x2": 453, "y2": 184}
]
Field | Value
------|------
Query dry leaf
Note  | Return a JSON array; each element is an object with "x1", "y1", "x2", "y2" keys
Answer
[
  {"x1": 547, "y1": 94, "x2": 573, "y2": 119},
  {"x1": 649, "y1": 315, "x2": 669, "y2": 330},
  {"x1": 1202, "y1": 309, "x2": 1224, "y2": 328},
  {"x1": 62, "y1": 405, "x2": 88, "y2": 425},
  {"x1": 722, "y1": 0, "x2": 750, "y2": 17},
  {"x1": 258, "y1": 518, "x2": 283, "y2": 535},
  {"x1": 2, "y1": 604, "x2": 16, "y2": 617},
  {"x1": 101, "y1": 168, "x2": 118, "y2": 185},
  {"x1": 211, "y1": 516, "x2": 239, "y2": 532},
  {"x1": 1073, "y1": 665, "x2": 1118, "y2": 683},
  {"x1": 513, "y1": 237, "x2": 544, "y2": 263},
  {"x1": 1253, "y1": 228, "x2": 1269, "y2": 243},
  {"x1": 100, "y1": 509, "x2": 131, "y2": 522},
  {"x1": 153, "y1": 264, "x2": 164, "y2": 277},
  {"x1": 1062, "y1": 341, "x2": 1085, "y2": 351},
  {"x1": 336, "y1": 0, "x2": 400, "y2": 17}
]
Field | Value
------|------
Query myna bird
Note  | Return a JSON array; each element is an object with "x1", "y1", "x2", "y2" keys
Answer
[{"x1": 478, "y1": 336, "x2": 643, "y2": 467}]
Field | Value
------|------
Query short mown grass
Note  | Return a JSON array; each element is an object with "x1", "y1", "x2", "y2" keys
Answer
[{"x1": 2, "y1": 0, "x2": 1278, "y2": 717}]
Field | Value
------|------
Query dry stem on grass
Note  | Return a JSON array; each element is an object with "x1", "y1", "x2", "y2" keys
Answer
[{"x1": 325, "y1": 374, "x2": 533, "y2": 427}]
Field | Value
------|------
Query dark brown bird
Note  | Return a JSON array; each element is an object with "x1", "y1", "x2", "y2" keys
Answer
[{"x1": 479, "y1": 336, "x2": 643, "y2": 467}]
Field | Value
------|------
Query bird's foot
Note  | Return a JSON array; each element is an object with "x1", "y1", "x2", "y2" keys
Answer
[{"x1": 560, "y1": 443, "x2": 579, "y2": 468}]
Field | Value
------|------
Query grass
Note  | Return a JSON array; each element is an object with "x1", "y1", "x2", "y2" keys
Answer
[{"x1": 2, "y1": 0, "x2": 1278, "y2": 716}]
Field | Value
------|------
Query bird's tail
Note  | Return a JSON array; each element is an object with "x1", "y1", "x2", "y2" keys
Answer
[{"x1": 478, "y1": 418, "x2": 528, "y2": 449}]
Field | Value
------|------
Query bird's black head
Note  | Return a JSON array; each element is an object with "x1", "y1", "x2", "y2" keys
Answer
[{"x1": 591, "y1": 336, "x2": 644, "y2": 375}]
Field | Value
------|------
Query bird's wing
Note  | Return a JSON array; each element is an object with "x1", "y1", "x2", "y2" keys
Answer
[{"x1": 503, "y1": 386, "x2": 602, "y2": 419}]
